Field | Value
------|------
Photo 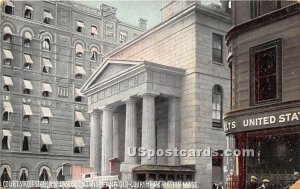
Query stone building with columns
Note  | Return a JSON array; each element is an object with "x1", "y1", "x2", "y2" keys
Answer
[{"x1": 81, "y1": 1, "x2": 231, "y2": 187}]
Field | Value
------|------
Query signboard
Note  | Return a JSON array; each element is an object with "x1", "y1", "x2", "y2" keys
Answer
[{"x1": 224, "y1": 108, "x2": 300, "y2": 134}]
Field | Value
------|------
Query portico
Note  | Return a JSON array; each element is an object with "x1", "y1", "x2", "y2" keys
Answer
[{"x1": 81, "y1": 59, "x2": 185, "y2": 179}]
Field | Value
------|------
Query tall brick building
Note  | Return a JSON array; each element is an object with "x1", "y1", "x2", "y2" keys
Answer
[
  {"x1": 224, "y1": 1, "x2": 300, "y2": 188},
  {"x1": 0, "y1": 0, "x2": 145, "y2": 184},
  {"x1": 82, "y1": 1, "x2": 231, "y2": 187}
]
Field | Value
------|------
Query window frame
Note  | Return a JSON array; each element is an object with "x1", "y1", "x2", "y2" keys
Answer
[
  {"x1": 212, "y1": 33, "x2": 223, "y2": 64},
  {"x1": 249, "y1": 38, "x2": 282, "y2": 106},
  {"x1": 212, "y1": 85, "x2": 223, "y2": 128},
  {"x1": 24, "y1": 5, "x2": 33, "y2": 19}
]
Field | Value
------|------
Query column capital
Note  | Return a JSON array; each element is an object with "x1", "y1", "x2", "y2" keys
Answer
[
  {"x1": 100, "y1": 105, "x2": 116, "y2": 112},
  {"x1": 140, "y1": 93, "x2": 159, "y2": 98},
  {"x1": 88, "y1": 109, "x2": 101, "y2": 115},
  {"x1": 124, "y1": 97, "x2": 140, "y2": 103}
]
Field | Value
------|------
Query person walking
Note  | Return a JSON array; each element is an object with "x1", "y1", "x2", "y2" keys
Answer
[
  {"x1": 247, "y1": 175, "x2": 259, "y2": 189},
  {"x1": 257, "y1": 179, "x2": 270, "y2": 189}
]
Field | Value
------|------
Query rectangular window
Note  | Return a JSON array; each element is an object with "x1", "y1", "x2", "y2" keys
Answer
[
  {"x1": 119, "y1": 31, "x2": 127, "y2": 44},
  {"x1": 250, "y1": 1, "x2": 261, "y2": 18},
  {"x1": 91, "y1": 25, "x2": 98, "y2": 36},
  {"x1": 24, "y1": 5, "x2": 33, "y2": 19},
  {"x1": 212, "y1": 33, "x2": 223, "y2": 64},
  {"x1": 43, "y1": 10, "x2": 53, "y2": 24},
  {"x1": 58, "y1": 87, "x2": 69, "y2": 97},
  {"x1": 77, "y1": 21, "x2": 85, "y2": 32},
  {"x1": 250, "y1": 39, "x2": 282, "y2": 105}
]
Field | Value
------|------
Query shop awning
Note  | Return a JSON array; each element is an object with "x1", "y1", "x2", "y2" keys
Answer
[
  {"x1": 41, "y1": 107, "x2": 53, "y2": 118},
  {"x1": 44, "y1": 11, "x2": 53, "y2": 19},
  {"x1": 23, "y1": 105, "x2": 33, "y2": 116},
  {"x1": 91, "y1": 47, "x2": 99, "y2": 53},
  {"x1": 41, "y1": 134, "x2": 52, "y2": 145},
  {"x1": 75, "y1": 44, "x2": 84, "y2": 54},
  {"x1": 5, "y1": 0, "x2": 14, "y2": 7},
  {"x1": 91, "y1": 26, "x2": 98, "y2": 35},
  {"x1": 24, "y1": 54, "x2": 33, "y2": 64},
  {"x1": 74, "y1": 136, "x2": 85, "y2": 147},
  {"x1": 23, "y1": 80, "x2": 33, "y2": 90},
  {"x1": 3, "y1": 26, "x2": 12, "y2": 35},
  {"x1": 75, "y1": 66, "x2": 86, "y2": 75},
  {"x1": 3, "y1": 76, "x2": 13, "y2": 86},
  {"x1": 42, "y1": 83, "x2": 52, "y2": 93},
  {"x1": 24, "y1": 32, "x2": 32, "y2": 41},
  {"x1": 3, "y1": 102, "x2": 13, "y2": 113},
  {"x1": 23, "y1": 131, "x2": 31, "y2": 137},
  {"x1": 75, "y1": 88, "x2": 83, "y2": 97},
  {"x1": 3, "y1": 49, "x2": 13, "y2": 59},
  {"x1": 75, "y1": 111, "x2": 86, "y2": 122},
  {"x1": 77, "y1": 21, "x2": 85, "y2": 28},
  {"x1": 25, "y1": 5, "x2": 33, "y2": 11},
  {"x1": 42, "y1": 58, "x2": 53, "y2": 68}
]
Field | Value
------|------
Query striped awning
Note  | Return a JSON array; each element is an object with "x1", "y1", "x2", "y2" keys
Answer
[
  {"x1": 23, "y1": 105, "x2": 33, "y2": 116},
  {"x1": 75, "y1": 111, "x2": 86, "y2": 122},
  {"x1": 74, "y1": 136, "x2": 85, "y2": 147}
]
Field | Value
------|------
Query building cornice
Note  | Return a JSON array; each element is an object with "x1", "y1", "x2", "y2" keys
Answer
[{"x1": 226, "y1": 3, "x2": 300, "y2": 44}]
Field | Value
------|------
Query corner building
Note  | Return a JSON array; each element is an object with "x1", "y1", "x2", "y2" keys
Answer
[
  {"x1": 224, "y1": 1, "x2": 300, "y2": 188},
  {"x1": 0, "y1": 0, "x2": 145, "y2": 184},
  {"x1": 82, "y1": 1, "x2": 231, "y2": 188}
]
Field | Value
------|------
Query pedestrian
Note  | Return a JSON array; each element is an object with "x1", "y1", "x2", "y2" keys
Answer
[
  {"x1": 290, "y1": 172, "x2": 300, "y2": 189},
  {"x1": 217, "y1": 181, "x2": 224, "y2": 189},
  {"x1": 212, "y1": 181, "x2": 218, "y2": 189},
  {"x1": 247, "y1": 175, "x2": 259, "y2": 189},
  {"x1": 257, "y1": 179, "x2": 270, "y2": 189}
]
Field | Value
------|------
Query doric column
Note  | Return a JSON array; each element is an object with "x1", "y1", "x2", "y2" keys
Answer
[
  {"x1": 113, "y1": 112, "x2": 119, "y2": 158},
  {"x1": 124, "y1": 97, "x2": 138, "y2": 164},
  {"x1": 141, "y1": 93, "x2": 156, "y2": 165},
  {"x1": 168, "y1": 97, "x2": 181, "y2": 166},
  {"x1": 89, "y1": 110, "x2": 101, "y2": 173},
  {"x1": 101, "y1": 106, "x2": 115, "y2": 176}
]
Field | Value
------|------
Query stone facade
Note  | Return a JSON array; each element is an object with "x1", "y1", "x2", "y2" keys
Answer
[
  {"x1": 0, "y1": 0, "x2": 144, "y2": 182},
  {"x1": 82, "y1": 1, "x2": 231, "y2": 188}
]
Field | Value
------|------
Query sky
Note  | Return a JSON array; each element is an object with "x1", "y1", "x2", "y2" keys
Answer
[{"x1": 78, "y1": 0, "x2": 220, "y2": 29}]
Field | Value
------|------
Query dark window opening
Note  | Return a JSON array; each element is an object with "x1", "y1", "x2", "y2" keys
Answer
[
  {"x1": 41, "y1": 144, "x2": 48, "y2": 152},
  {"x1": 2, "y1": 136, "x2": 9, "y2": 150},
  {"x1": 77, "y1": 27, "x2": 82, "y2": 32},
  {"x1": 75, "y1": 74, "x2": 82, "y2": 79},
  {"x1": 2, "y1": 112, "x2": 9, "y2": 121},
  {"x1": 250, "y1": 0, "x2": 261, "y2": 18},
  {"x1": 20, "y1": 171, "x2": 27, "y2": 181},
  {"x1": 212, "y1": 150, "x2": 223, "y2": 166},
  {"x1": 23, "y1": 115, "x2": 30, "y2": 122},
  {"x1": 91, "y1": 51, "x2": 97, "y2": 61},
  {"x1": 4, "y1": 85, "x2": 10, "y2": 91},
  {"x1": 212, "y1": 33, "x2": 223, "y2": 63},
  {"x1": 39, "y1": 169, "x2": 49, "y2": 181},
  {"x1": 41, "y1": 117, "x2": 49, "y2": 124},
  {"x1": 24, "y1": 63, "x2": 31, "y2": 70},
  {"x1": 43, "y1": 17, "x2": 50, "y2": 24},
  {"x1": 277, "y1": 1, "x2": 281, "y2": 9},
  {"x1": 23, "y1": 89, "x2": 30, "y2": 94},
  {"x1": 74, "y1": 121, "x2": 81, "y2": 127},
  {"x1": 22, "y1": 137, "x2": 29, "y2": 151},
  {"x1": 76, "y1": 52, "x2": 83, "y2": 58},
  {"x1": 24, "y1": 39, "x2": 31, "y2": 47},
  {"x1": 4, "y1": 59, "x2": 12, "y2": 66},
  {"x1": 42, "y1": 91, "x2": 50, "y2": 97},
  {"x1": 3, "y1": 34, "x2": 12, "y2": 42},
  {"x1": 212, "y1": 85, "x2": 223, "y2": 128},
  {"x1": 136, "y1": 174, "x2": 146, "y2": 181},
  {"x1": 42, "y1": 66, "x2": 51, "y2": 73},
  {"x1": 1, "y1": 168, "x2": 11, "y2": 187},
  {"x1": 74, "y1": 147, "x2": 80, "y2": 153},
  {"x1": 75, "y1": 96, "x2": 82, "y2": 102},
  {"x1": 24, "y1": 9, "x2": 32, "y2": 19},
  {"x1": 5, "y1": 6, "x2": 13, "y2": 15},
  {"x1": 57, "y1": 170, "x2": 65, "y2": 181}
]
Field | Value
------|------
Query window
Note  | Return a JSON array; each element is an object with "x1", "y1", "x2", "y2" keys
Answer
[
  {"x1": 91, "y1": 51, "x2": 98, "y2": 61},
  {"x1": 41, "y1": 107, "x2": 53, "y2": 124},
  {"x1": 42, "y1": 58, "x2": 53, "y2": 73},
  {"x1": 19, "y1": 168, "x2": 28, "y2": 181},
  {"x1": 3, "y1": 102, "x2": 13, "y2": 122},
  {"x1": 22, "y1": 136, "x2": 29, "y2": 151},
  {"x1": 74, "y1": 111, "x2": 86, "y2": 127},
  {"x1": 39, "y1": 167, "x2": 50, "y2": 181},
  {"x1": 212, "y1": 33, "x2": 223, "y2": 63},
  {"x1": 57, "y1": 169, "x2": 64, "y2": 181},
  {"x1": 24, "y1": 5, "x2": 33, "y2": 19},
  {"x1": 212, "y1": 85, "x2": 223, "y2": 128},
  {"x1": 23, "y1": 32, "x2": 32, "y2": 47},
  {"x1": 3, "y1": 26, "x2": 12, "y2": 43},
  {"x1": 3, "y1": 49, "x2": 13, "y2": 66},
  {"x1": 43, "y1": 10, "x2": 53, "y2": 24},
  {"x1": 58, "y1": 87, "x2": 69, "y2": 97},
  {"x1": 75, "y1": 88, "x2": 83, "y2": 102},
  {"x1": 40, "y1": 134, "x2": 52, "y2": 153},
  {"x1": 250, "y1": 1, "x2": 261, "y2": 18},
  {"x1": 74, "y1": 136, "x2": 85, "y2": 154},
  {"x1": 0, "y1": 166, "x2": 11, "y2": 187},
  {"x1": 75, "y1": 44, "x2": 84, "y2": 57},
  {"x1": 77, "y1": 21, "x2": 84, "y2": 32},
  {"x1": 250, "y1": 39, "x2": 282, "y2": 105},
  {"x1": 42, "y1": 83, "x2": 52, "y2": 97},
  {"x1": 4, "y1": 0, "x2": 14, "y2": 15},
  {"x1": 91, "y1": 25, "x2": 98, "y2": 36},
  {"x1": 119, "y1": 31, "x2": 127, "y2": 44},
  {"x1": 23, "y1": 54, "x2": 33, "y2": 70},
  {"x1": 42, "y1": 39, "x2": 50, "y2": 51},
  {"x1": 23, "y1": 80, "x2": 33, "y2": 94},
  {"x1": 3, "y1": 76, "x2": 13, "y2": 91},
  {"x1": 23, "y1": 105, "x2": 32, "y2": 122},
  {"x1": 2, "y1": 130, "x2": 12, "y2": 150},
  {"x1": 75, "y1": 66, "x2": 86, "y2": 79}
]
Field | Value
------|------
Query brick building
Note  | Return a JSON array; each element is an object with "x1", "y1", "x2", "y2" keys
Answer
[
  {"x1": 0, "y1": 0, "x2": 145, "y2": 185},
  {"x1": 81, "y1": 1, "x2": 231, "y2": 188}
]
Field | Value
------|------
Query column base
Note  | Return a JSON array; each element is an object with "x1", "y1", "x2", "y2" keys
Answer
[{"x1": 120, "y1": 162, "x2": 139, "y2": 181}]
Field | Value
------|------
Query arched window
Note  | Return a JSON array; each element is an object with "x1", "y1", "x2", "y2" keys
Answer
[
  {"x1": 19, "y1": 168, "x2": 29, "y2": 181},
  {"x1": 91, "y1": 51, "x2": 98, "y2": 61},
  {"x1": 3, "y1": 26, "x2": 13, "y2": 43},
  {"x1": 212, "y1": 85, "x2": 223, "y2": 128},
  {"x1": 75, "y1": 44, "x2": 84, "y2": 58},
  {"x1": 57, "y1": 169, "x2": 64, "y2": 181},
  {"x1": 23, "y1": 32, "x2": 32, "y2": 47},
  {"x1": 42, "y1": 39, "x2": 51, "y2": 51},
  {"x1": 39, "y1": 167, "x2": 50, "y2": 181},
  {"x1": 0, "y1": 165, "x2": 11, "y2": 187}
]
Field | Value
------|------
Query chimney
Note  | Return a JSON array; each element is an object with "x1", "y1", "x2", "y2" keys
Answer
[{"x1": 138, "y1": 18, "x2": 147, "y2": 30}]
